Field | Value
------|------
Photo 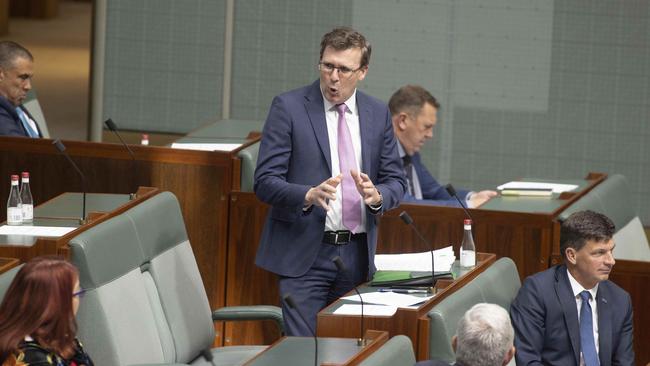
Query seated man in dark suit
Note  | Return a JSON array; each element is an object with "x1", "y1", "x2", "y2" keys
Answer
[
  {"x1": 416, "y1": 303, "x2": 516, "y2": 366},
  {"x1": 510, "y1": 210, "x2": 635, "y2": 366},
  {"x1": 388, "y1": 85, "x2": 495, "y2": 207},
  {"x1": 0, "y1": 41, "x2": 42, "y2": 138}
]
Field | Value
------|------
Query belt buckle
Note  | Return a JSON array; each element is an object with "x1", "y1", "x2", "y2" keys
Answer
[{"x1": 336, "y1": 230, "x2": 351, "y2": 244}]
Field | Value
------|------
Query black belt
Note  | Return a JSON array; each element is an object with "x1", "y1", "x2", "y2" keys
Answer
[{"x1": 323, "y1": 230, "x2": 365, "y2": 245}]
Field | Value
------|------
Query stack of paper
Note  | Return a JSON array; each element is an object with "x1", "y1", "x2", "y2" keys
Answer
[
  {"x1": 497, "y1": 181, "x2": 578, "y2": 194},
  {"x1": 374, "y1": 246, "x2": 455, "y2": 272},
  {"x1": 170, "y1": 143, "x2": 242, "y2": 152}
]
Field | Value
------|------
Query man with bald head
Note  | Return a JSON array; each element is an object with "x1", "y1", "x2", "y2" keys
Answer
[{"x1": 0, "y1": 41, "x2": 41, "y2": 138}]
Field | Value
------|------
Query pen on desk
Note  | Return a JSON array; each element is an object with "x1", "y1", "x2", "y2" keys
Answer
[{"x1": 379, "y1": 288, "x2": 429, "y2": 294}]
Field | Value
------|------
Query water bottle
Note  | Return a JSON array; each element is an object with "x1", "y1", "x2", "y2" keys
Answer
[
  {"x1": 460, "y1": 219, "x2": 476, "y2": 268},
  {"x1": 6, "y1": 175, "x2": 22, "y2": 225},
  {"x1": 141, "y1": 133, "x2": 149, "y2": 146},
  {"x1": 20, "y1": 172, "x2": 33, "y2": 223}
]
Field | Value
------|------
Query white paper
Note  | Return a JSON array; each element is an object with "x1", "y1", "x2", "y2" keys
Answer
[
  {"x1": 0, "y1": 225, "x2": 76, "y2": 237},
  {"x1": 341, "y1": 291, "x2": 433, "y2": 308},
  {"x1": 374, "y1": 246, "x2": 456, "y2": 272},
  {"x1": 333, "y1": 304, "x2": 397, "y2": 316},
  {"x1": 170, "y1": 143, "x2": 242, "y2": 152},
  {"x1": 496, "y1": 181, "x2": 578, "y2": 194}
]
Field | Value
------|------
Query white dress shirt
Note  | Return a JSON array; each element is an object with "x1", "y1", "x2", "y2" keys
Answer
[{"x1": 322, "y1": 90, "x2": 367, "y2": 233}]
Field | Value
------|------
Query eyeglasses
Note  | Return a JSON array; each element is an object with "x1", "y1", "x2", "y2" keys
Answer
[
  {"x1": 318, "y1": 62, "x2": 363, "y2": 77},
  {"x1": 73, "y1": 288, "x2": 87, "y2": 298}
]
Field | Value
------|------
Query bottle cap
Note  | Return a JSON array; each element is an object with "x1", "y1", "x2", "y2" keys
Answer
[
  {"x1": 463, "y1": 219, "x2": 472, "y2": 225},
  {"x1": 11, "y1": 174, "x2": 19, "y2": 181},
  {"x1": 21, "y1": 172, "x2": 29, "y2": 178},
  {"x1": 142, "y1": 134, "x2": 149, "y2": 139}
]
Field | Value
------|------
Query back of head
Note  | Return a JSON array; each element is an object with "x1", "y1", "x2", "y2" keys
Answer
[
  {"x1": 320, "y1": 27, "x2": 371, "y2": 67},
  {"x1": 0, "y1": 256, "x2": 78, "y2": 364},
  {"x1": 388, "y1": 84, "x2": 440, "y2": 117},
  {"x1": 455, "y1": 303, "x2": 514, "y2": 366},
  {"x1": 0, "y1": 41, "x2": 33, "y2": 70},
  {"x1": 560, "y1": 210, "x2": 615, "y2": 261}
]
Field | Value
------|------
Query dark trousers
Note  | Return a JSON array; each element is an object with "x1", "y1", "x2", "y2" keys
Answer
[{"x1": 278, "y1": 234, "x2": 368, "y2": 336}]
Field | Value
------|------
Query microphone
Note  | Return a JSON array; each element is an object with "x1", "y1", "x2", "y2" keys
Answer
[
  {"x1": 104, "y1": 118, "x2": 137, "y2": 198},
  {"x1": 104, "y1": 118, "x2": 136, "y2": 160},
  {"x1": 53, "y1": 140, "x2": 87, "y2": 224},
  {"x1": 399, "y1": 211, "x2": 436, "y2": 293},
  {"x1": 282, "y1": 294, "x2": 318, "y2": 366},
  {"x1": 444, "y1": 183, "x2": 473, "y2": 221},
  {"x1": 332, "y1": 256, "x2": 366, "y2": 346},
  {"x1": 200, "y1": 349, "x2": 216, "y2": 366}
]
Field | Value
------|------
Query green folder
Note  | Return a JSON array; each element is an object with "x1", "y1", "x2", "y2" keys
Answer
[{"x1": 370, "y1": 270, "x2": 454, "y2": 287}]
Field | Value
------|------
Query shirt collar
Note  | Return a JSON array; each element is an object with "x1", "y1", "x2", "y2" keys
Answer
[
  {"x1": 322, "y1": 89, "x2": 358, "y2": 115},
  {"x1": 566, "y1": 267, "x2": 599, "y2": 299}
]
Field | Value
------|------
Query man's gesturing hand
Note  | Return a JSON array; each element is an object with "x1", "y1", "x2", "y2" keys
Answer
[
  {"x1": 351, "y1": 170, "x2": 381, "y2": 206},
  {"x1": 304, "y1": 174, "x2": 342, "y2": 210}
]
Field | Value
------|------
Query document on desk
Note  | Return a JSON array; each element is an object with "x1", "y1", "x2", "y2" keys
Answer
[
  {"x1": 0, "y1": 225, "x2": 76, "y2": 237},
  {"x1": 497, "y1": 181, "x2": 578, "y2": 194},
  {"x1": 170, "y1": 142, "x2": 242, "y2": 152},
  {"x1": 341, "y1": 291, "x2": 433, "y2": 308},
  {"x1": 333, "y1": 304, "x2": 397, "y2": 316},
  {"x1": 374, "y1": 246, "x2": 455, "y2": 272}
]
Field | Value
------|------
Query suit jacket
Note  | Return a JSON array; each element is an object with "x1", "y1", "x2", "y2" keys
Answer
[
  {"x1": 401, "y1": 151, "x2": 470, "y2": 207},
  {"x1": 510, "y1": 265, "x2": 634, "y2": 366},
  {"x1": 0, "y1": 96, "x2": 42, "y2": 137},
  {"x1": 254, "y1": 80, "x2": 406, "y2": 277}
]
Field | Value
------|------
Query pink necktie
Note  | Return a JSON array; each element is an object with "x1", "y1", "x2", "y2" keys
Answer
[{"x1": 336, "y1": 103, "x2": 361, "y2": 232}]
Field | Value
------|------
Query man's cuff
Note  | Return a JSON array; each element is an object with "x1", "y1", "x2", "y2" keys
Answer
[
  {"x1": 465, "y1": 191, "x2": 475, "y2": 208},
  {"x1": 368, "y1": 192, "x2": 383, "y2": 213}
]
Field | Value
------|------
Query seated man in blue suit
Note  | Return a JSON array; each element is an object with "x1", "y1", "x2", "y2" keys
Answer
[
  {"x1": 510, "y1": 210, "x2": 635, "y2": 366},
  {"x1": 254, "y1": 27, "x2": 406, "y2": 336},
  {"x1": 0, "y1": 41, "x2": 42, "y2": 138},
  {"x1": 389, "y1": 85, "x2": 495, "y2": 207},
  {"x1": 416, "y1": 303, "x2": 516, "y2": 366}
]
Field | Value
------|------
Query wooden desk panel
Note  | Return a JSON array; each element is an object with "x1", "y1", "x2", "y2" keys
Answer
[
  {"x1": 0, "y1": 257, "x2": 19, "y2": 274},
  {"x1": 316, "y1": 253, "x2": 496, "y2": 360}
]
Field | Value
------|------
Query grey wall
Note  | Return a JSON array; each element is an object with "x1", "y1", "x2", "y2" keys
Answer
[{"x1": 99, "y1": 0, "x2": 650, "y2": 223}]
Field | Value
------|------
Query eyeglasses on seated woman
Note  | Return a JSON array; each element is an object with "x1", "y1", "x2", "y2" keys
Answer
[{"x1": 0, "y1": 256, "x2": 93, "y2": 366}]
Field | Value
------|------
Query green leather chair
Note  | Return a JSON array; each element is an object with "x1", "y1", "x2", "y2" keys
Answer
[
  {"x1": 0, "y1": 264, "x2": 23, "y2": 301},
  {"x1": 558, "y1": 174, "x2": 650, "y2": 261},
  {"x1": 425, "y1": 258, "x2": 520, "y2": 365},
  {"x1": 358, "y1": 335, "x2": 416, "y2": 366},
  {"x1": 236, "y1": 142, "x2": 259, "y2": 192},
  {"x1": 69, "y1": 192, "x2": 283, "y2": 366}
]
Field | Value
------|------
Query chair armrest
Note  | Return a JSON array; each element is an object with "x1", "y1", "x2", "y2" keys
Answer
[{"x1": 212, "y1": 305, "x2": 284, "y2": 333}]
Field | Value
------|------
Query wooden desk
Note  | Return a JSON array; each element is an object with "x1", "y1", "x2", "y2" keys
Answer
[
  {"x1": 378, "y1": 173, "x2": 606, "y2": 280},
  {"x1": 316, "y1": 253, "x2": 495, "y2": 360},
  {"x1": 245, "y1": 330, "x2": 388, "y2": 366},
  {"x1": 0, "y1": 257, "x2": 19, "y2": 274},
  {"x1": 0, "y1": 187, "x2": 158, "y2": 262},
  {"x1": 0, "y1": 135, "x2": 257, "y2": 345}
]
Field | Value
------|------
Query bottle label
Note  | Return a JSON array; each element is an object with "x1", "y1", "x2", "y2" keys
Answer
[
  {"x1": 460, "y1": 249, "x2": 476, "y2": 267},
  {"x1": 7, "y1": 207, "x2": 22, "y2": 225},
  {"x1": 464, "y1": 224, "x2": 471, "y2": 230},
  {"x1": 22, "y1": 204, "x2": 33, "y2": 221}
]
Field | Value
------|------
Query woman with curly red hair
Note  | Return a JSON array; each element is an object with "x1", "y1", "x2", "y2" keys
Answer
[{"x1": 0, "y1": 256, "x2": 93, "y2": 366}]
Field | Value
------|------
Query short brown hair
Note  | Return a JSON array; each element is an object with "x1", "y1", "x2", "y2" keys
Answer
[
  {"x1": 0, "y1": 41, "x2": 33, "y2": 70},
  {"x1": 388, "y1": 84, "x2": 440, "y2": 117},
  {"x1": 319, "y1": 27, "x2": 371, "y2": 68},
  {"x1": 560, "y1": 210, "x2": 615, "y2": 260}
]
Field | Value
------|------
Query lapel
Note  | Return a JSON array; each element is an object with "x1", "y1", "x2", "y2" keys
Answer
[
  {"x1": 555, "y1": 266, "x2": 581, "y2": 365},
  {"x1": 356, "y1": 91, "x2": 372, "y2": 174},
  {"x1": 597, "y1": 283, "x2": 612, "y2": 366},
  {"x1": 304, "y1": 81, "x2": 332, "y2": 175}
]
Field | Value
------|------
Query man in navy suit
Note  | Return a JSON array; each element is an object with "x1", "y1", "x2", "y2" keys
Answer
[
  {"x1": 510, "y1": 210, "x2": 635, "y2": 365},
  {"x1": 254, "y1": 27, "x2": 406, "y2": 336},
  {"x1": 0, "y1": 41, "x2": 41, "y2": 138},
  {"x1": 388, "y1": 85, "x2": 495, "y2": 207}
]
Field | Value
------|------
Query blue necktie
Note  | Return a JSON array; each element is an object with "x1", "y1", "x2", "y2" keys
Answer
[
  {"x1": 579, "y1": 291, "x2": 600, "y2": 366},
  {"x1": 16, "y1": 107, "x2": 39, "y2": 138}
]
